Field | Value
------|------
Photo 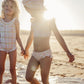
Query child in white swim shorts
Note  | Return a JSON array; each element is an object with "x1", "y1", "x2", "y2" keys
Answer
[{"x1": 23, "y1": 0, "x2": 75, "y2": 84}]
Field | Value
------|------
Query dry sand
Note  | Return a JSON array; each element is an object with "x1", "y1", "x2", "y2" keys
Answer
[{"x1": 3, "y1": 30, "x2": 84, "y2": 84}]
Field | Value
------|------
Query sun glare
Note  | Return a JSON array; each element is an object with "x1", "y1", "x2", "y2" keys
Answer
[
  {"x1": 44, "y1": 10, "x2": 54, "y2": 20},
  {"x1": 44, "y1": 0, "x2": 57, "y2": 17},
  {"x1": 44, "y1": 0, "x2": 75, "y2": 30},
  {"x1": 18, "y1": 0, "x2": 75, "y2": 30}
]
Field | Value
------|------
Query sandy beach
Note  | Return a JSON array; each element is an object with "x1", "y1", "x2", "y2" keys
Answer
[{"x1": 3, "y1": 30, "x2": 84, "y2": 84}]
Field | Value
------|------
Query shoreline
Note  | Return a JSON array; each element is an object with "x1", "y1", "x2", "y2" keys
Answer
[{"x1": 20, "y1": 30, "x2": 84, "y2": 36}]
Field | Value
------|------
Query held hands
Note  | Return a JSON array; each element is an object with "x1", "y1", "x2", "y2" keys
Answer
[
  {"x1": 21, "y1": 49, "x2": 29, "y2": 59},
  {"x1": 66, "y1": 52, "x2": 75, "y2": 62},
  {"x1": 21, "y1": 48, "x2": 25, "y2": 55},
  {"x1": 24, "y1": 50, "x2": 29, "y2": 59}
]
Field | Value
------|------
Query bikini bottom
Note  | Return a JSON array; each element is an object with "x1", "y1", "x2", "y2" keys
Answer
[{"x1": 32, "y1": 49, "x2": 52, "y2": 61}]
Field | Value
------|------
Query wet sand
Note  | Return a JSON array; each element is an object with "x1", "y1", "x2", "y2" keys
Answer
[{"x1": 3, "y1": 30, "x2": 84, "y2": 84}]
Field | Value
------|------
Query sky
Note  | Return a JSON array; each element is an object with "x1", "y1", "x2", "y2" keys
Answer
[{"x1": 0, "y1": 0, "x2": 84, "y2": 30}]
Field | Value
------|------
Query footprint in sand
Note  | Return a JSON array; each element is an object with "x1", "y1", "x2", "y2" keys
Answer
[
  {"x1": 71, "y1": 74, "x2": 76, "y2": 77},
  {"x1": 53, "y1": 52, "x2": 59, "y2": 54},
  {"x1": 74, "y1": 48, "x2": 84, "y2": 51},
  {"x1": 54, "y1": 63, "x2": 63, "y2": 66},
  {"x1": 60, "y1": 74, "x2": 66, "y2": 77},
  {"x1": 53, "y1": 74, "x2": 66, "y2": 77}
]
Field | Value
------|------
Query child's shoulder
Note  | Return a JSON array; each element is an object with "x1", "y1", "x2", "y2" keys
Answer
[{"x1": 14, "y1": 18, "x2": 19, "y2": 25}]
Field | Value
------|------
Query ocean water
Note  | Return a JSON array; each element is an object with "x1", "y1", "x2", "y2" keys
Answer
[{"x1": 3, "y1": 59, "x2": 84, "y2": 84}]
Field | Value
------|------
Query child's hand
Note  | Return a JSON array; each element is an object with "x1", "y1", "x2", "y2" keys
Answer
[
  {"x1": 21, "y1": 48, "x2": 25, "y2": 56},
  {"x1": 67, "y1": 52, "x2": 75, "y2": 62},
  {"x1": 24, "y1": 50, "x2": 29, "y2": 59}
]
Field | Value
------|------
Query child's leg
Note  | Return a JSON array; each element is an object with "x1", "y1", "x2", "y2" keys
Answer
[
  {"x1": 9, "y1": 50, "x2": 17, "y2": 84},
  {"x1": 0, "y1": 51, "x2": 6, "y2": 84},
  {"x1": 40, "y1": 57, "x2": 52, "y2": 84},
  {"x1": 26, "y1": 56, "x2": 40, "y2": 84}
]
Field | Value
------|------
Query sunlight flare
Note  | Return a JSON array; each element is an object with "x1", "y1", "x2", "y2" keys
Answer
[{"x1": 43, "y1": 10, "x2": 54, "y2": 20}]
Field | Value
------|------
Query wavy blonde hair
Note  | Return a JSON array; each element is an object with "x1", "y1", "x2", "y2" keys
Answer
[{"x1": 1, "y1": 0, "x2": 19, "y2": 18}]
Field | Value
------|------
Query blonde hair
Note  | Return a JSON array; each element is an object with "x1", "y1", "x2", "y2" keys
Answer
[{"x1": 1, "y1": 0, "x2": 19, "y2": 18}]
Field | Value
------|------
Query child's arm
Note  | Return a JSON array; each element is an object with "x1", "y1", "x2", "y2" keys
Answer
[
  {"x1": 24, "y1": 30, "x2": 33, "y2": 59},
  {"x1": 15, "y1": 18, "x2": 24, "y2": 52},
  {"x1": 50, "y1": 19, "x2": 74, "y2": 62},
  {"x1": 22, "y1": 0, "x2": 29, "y2": 12}
]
